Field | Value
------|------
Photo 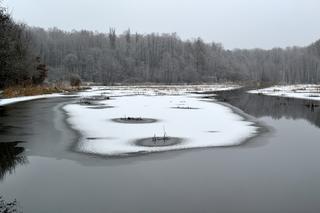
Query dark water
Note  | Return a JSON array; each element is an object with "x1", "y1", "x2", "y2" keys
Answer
[{"x1": 1, "y1": 92, "x2": 320, "y2": 213}]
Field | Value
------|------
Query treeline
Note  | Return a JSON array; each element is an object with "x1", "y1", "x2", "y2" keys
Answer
[
  {"x1": 27, "y1": 27, "x2": 320, "y2": 85},
  {"x1": 0, "y1": 3, "x2": 47, "y2": 88},
  {"x1": 29, "y1": 28, "x2": 228, "y2": 84},
  {"x1": 0, "y1": 4, "x2": 31, "y2": 88},
  {"x1": 1, "y1": 2, "x2": 320, "y2": 88}
]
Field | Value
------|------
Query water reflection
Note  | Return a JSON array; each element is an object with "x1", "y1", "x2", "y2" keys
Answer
[
  {"x1": 0, "y1": 104, "x2": 31, "y2": 181},
  {"x1": 216, "y1": 89, "x2": 320, "y2": 128},
  {"x1": 0, "y1": 141, "x2": 27, "y2": 181}
]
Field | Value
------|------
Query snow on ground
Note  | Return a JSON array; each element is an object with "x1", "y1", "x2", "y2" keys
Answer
[
  {"x1": 77, "y1": 84, "x2": 241, "y2": 97},
  {"x1": 0, "y1": 84, "x2": 240, "y2": 107},
  {"x1": 248, "y1": 84, "x2": 320, "y2": 101},
  {"x1": 64, "y1": 86, "x2": 258, "y2": 156},
  {"x1": 0, "y1": 93, "x2": 70, "y2": 106}
]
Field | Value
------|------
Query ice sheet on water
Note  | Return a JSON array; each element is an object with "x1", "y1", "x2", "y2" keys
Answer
[{"x1": 64, "y1": 86, "x2": 258, "y2": 156}]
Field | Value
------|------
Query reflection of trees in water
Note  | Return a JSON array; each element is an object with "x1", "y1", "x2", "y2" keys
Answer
[
  {"x1": 216, "y1": 90, "x2": 320, "y2": 128},
  {"x1": 0, "y1": 142, "x2": 27, "y2": 181}
]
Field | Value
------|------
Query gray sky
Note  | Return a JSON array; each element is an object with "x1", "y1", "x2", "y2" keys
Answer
[{"x1": 4, "y1": 0, "x2": 320, "y2": 49}]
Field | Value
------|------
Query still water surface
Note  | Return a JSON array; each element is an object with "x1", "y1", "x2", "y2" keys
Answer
[{"x1": 1, "y1": 91, "x2": 320, "y2": 213}]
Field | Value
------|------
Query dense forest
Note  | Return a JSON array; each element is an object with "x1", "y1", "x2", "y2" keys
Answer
[{"x1": 1, "y1": 2, "x2": 320, "y2": 88}]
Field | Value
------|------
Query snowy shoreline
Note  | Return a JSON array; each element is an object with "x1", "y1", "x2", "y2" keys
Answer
[
  {"x1": 0, "y1": 84, "x2": 241, "y2": 107},
  {"x1": 0, "y1": 93, "x2": 71, "y2": 106},
  {"x1": 248, "y1": 84, "x2": 320, "y2": 101}
]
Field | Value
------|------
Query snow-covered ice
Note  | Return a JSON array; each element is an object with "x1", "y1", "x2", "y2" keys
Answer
[
  {"x1": 0, "y1": 84, "x2": 240, "y2": 106},
  {"x1": 64, "y1": 86, "x2": 258, "y2": 156},
  {"x1": 77, "y1": 84, "x2": 241, "y2": 97},
  {"x1": 0, "y1": 93, "x2": 69, "y2": 106},
  {"x1": 249, "y1": 84, "x2": 320, "y2": 101}
]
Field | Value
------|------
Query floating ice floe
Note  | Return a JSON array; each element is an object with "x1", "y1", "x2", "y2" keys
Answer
[
  {"x1": 248, "y1": 84, "x2": 320, "y2": 101},
  {"x1": 64, "y1": 86, "x2": 258, "y2": 157}
]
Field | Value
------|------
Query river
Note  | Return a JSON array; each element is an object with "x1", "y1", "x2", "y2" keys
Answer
[{"x1": 1, "y1": 90, "x2": 320, "y2": 213}]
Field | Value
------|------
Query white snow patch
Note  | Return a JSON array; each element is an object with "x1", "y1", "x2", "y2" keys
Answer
[
  {"x1": 64, "y1": 86, "x2": 258, "y2": 156},
  {"x1": 77, "y1": 84, "x2": 241, "y2": 97},
  {"x1": 0, "y1": 93, "x2": 69, "y2": 106},
  {"x1": 0, "y1": 84, "x2": 240, "y2": 106},
  {"x1": 249, "y1": 84, "x2": 320, "y2": 101}
]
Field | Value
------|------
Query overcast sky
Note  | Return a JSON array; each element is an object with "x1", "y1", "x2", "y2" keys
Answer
[{"x1": 3, "y1": 0, "x2": 320, "y2": 49}]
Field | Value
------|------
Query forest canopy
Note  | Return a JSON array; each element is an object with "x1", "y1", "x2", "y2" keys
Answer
[{"x1": 1, "y1": 2, "x2": 320, "y2": 88}]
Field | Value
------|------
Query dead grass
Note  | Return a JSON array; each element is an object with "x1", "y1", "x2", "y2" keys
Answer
[{"x1": 2, "y1": 85, "x2": 86, "y2": 98}]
